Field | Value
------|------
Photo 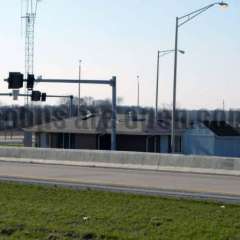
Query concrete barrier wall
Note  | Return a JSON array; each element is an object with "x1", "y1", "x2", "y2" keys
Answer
[{"x1": 0, "y1": 146, "x2": 240, "y2": 171}]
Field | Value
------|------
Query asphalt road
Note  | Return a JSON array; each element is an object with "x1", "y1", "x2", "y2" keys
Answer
[{"x1": 0, "y1": 161, "x2": 240, "y2": 203}]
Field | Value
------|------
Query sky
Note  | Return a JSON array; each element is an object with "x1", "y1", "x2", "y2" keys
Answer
[{"x1": 0, "y1": 0, "x2": 239, "y2": 109}]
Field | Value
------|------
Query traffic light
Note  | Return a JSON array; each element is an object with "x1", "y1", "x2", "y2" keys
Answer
[
  {"x1": 12, "y1": 90, "x2": 19, "y2": 101},
  {"x1": 27, "y1": 74, "x2": 35, "y2": 90},
  {"x1": 7, "y1": 72, "x2": 24, "y2": 89},
  {"x1": 31, "y1": 91, "x2": 41, "y2": 101},
  {"x1": 41, "y1": 93, "x2": 47, "y2": 102}
]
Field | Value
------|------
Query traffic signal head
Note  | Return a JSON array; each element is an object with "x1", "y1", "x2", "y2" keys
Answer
[
  {"x1": 27, "y1": 74, "x2": 35, "y2": 90},
  {"x1": 31, "y1": 91, "x2": 41, "y2": 101},
  {"x1": 7, "y1": 72, "x2": 24, "y2": 89},
  {"x1": 41, "y1": 93, "x2": 47, "y2": 102},
  {"x1": 12, "y1": 90, "x2": 19, "y2": 101}
]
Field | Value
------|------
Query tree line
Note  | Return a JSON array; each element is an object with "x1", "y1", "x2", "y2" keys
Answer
[{"x1": 0, "y1": 97, "x2": 240, "y2": 130}]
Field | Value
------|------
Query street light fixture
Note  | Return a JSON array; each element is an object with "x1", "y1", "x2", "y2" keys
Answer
[
  {"x1": 178, "y1": 50, "x2": 185, "y2": 54},
  {"x1": 155, "y1": 49, "x2": 185, "y2": 123},
  {"x1": 171, "y1": 1, "x2": 228, "y2": 153},
  {"x1": 218, "y1": 1, "x2": 229, "y2": 7}
]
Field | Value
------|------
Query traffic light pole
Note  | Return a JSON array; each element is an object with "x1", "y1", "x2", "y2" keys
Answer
[
  {"x1": 46, "y1": 95, "x2": 74, "y2": 117},
  {"x1": 32, "y1": 77, "x2": 117, "y2": 150},
  {"x1": 4, "y1": 76, "x2": 117, "y2": 150},
  {"x1": 0, "y1": 93, "x2": 74, "y2": 118}
]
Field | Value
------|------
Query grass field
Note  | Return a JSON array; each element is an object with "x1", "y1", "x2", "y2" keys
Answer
[{"x1": 0, "y1": 183, "x2": 239, "y2": 240}]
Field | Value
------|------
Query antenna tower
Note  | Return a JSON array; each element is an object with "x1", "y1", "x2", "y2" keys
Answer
[{"x1": 21, "y1": 0, "x2": 40, "y2": 103}]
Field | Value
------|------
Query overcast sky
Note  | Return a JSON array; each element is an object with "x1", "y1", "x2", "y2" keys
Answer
[{"x1": 0, "y1": 0, "x2": 239, "y2": 109}]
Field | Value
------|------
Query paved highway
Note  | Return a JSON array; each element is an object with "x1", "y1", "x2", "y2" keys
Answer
[{"x1": 0, "y1": 161, "x2": 239, "y2": 203}]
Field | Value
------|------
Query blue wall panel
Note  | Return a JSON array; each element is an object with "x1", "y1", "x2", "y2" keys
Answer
[
  {"x1": 160, "y1": 136, "x2": 169, "y2": 153},
  {"x1": 183, "y1": 133, "x2": 215, "y2": 156},
  {"x1": 183, "y1": 126, "x2": 240, "y2": 157},
  {"x1": 215, "y1": 137, "x2": 240, "y2": 157},
  {"x1": 183, "y1": 127, "x2": 215, "y2": 156}
]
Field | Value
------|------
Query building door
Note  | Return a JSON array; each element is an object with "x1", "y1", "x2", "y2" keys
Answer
[
  {"x1": 99, "y1": 134, "x2": 111, "y2": 150},
  {"x1": 62, "y1": 133, "x2": 75, "y2": 149}
]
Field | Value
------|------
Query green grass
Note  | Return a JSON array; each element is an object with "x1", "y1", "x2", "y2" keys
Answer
[{"x1": 0, "y1": 183, "x2": 240, "y2": 240}]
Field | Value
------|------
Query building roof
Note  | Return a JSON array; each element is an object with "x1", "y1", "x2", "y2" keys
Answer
[
  {"x1": 203, "y1": 121, "x2": 240, "y2": 137},
  {"x1": 25, "y1": 114, "x2": 184, "y2": 136}
]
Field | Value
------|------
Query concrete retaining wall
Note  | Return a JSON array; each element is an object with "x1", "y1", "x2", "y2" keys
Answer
[{"x1": 0, "y1": 147, "x2": 240, "y2": 172}]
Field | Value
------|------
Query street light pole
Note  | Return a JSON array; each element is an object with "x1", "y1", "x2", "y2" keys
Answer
[
  {"x1": 170, "y1": 2, "x2": 229, "y2": 153},
  {"x1": 155, "y1": 51, "x2": 160, "y2": 123},
  {"x1": 171, "y1": 17, "x2": 179, "y2": 154},
  {"x1": 155, "y1": 49, "x2": 184, "y2": 124},
  {"x1": 137, "y1": 75, "x2": 140, "y2": 110},
  {"x1": 78, "y1": 60, "x2": 82, "y2": 116}
]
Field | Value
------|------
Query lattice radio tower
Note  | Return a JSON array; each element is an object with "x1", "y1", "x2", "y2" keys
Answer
[{"x1": 21, "y1": 0, "x2": 41, "y2": 104}]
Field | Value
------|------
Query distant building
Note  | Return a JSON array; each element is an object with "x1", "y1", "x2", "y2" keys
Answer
[
  {"x1": 25, "y1": 114, "x2": 183, "y2": 153},
  {"x1": 0, "y1": 120, "x2": 14, "y2": 130},
  {"x1": 183, "y1": 121, "x2": 240, "y2": 157},
  {"x1": 25, "y1": 115, "x2": 240, "y2": 157}
]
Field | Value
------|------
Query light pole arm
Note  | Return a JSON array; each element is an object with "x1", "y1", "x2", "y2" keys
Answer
[
  {"x1": 158, "y1": 49, "x2": 175, "y2": 54},
  {"x1": 159, "y1": 51, "x2": 175, "y2": 58},
  {"x1": 178, "y1": 3, "x2": 217, "y2": 27},
  {"x1": 158, "y1": 49, "x2": 185, "y2": 58}
]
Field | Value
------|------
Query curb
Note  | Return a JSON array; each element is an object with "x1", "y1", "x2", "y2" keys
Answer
[{"x1": 0, "y1": 157, "x2": 240, "y2": 176}]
